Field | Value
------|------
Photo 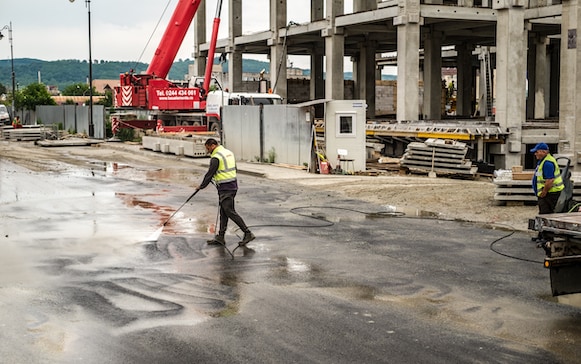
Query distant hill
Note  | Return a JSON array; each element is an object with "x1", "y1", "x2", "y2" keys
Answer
[
  {"x1": 0, "y1": 58, "x2": 395, "y2": 92},
  {"x1": 0, "y1": 58, "x2": 291, "y2": 91}
]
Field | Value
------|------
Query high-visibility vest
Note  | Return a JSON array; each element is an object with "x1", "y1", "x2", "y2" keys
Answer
[
  {"x1": 536, "y1": 154, "x2": 564, "y2": 196},
  {"x1": 211, "y1": 145, "x2": 237, "y2": 185}
]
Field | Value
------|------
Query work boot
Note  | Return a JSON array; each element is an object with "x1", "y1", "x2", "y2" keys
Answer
[
  {"x1": 239, "y1": 232, "x2": 255, "y2": 246},
  {"x1": 207, "y1": 235, "x2": 226, "y2": 245}
]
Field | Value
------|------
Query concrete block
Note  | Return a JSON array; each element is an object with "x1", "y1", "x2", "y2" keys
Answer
[
  {"x1": 509, "y1": 141, "x2": 521, "y2": 153},
  {"x1": 492, "y1": 0, "x2": 510, "y2": 9},
  {"x1": 393, "y1": 16, "x2": 406, "y2": 26}
]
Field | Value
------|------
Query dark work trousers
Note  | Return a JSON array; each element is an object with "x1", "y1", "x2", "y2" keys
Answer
[
  {"x1": 538, "y1": 191, "x2": 561, "y2": 214},
  {"x1": 218, "y1": 190, "x2": 249, "y2": 236}
]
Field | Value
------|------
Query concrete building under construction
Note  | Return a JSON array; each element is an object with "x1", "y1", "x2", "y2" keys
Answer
[{"x1": 190, "y1": 0, "x2": 578, "y2": 170}]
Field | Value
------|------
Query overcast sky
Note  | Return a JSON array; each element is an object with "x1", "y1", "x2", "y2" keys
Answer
[{"x1": 1, "y1": 0, "x2": 357, "y2": 70}]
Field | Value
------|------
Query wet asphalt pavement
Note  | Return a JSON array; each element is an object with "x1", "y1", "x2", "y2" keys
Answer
[{"x1": 1, "y1": 150, "x2": 581, "y2": 363}]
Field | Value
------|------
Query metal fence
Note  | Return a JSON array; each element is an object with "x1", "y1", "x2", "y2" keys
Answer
[
  {"x1": 222, "y1": 105, "x2": 312, "y2": 166},
  {"x1": 36, "y1": 105, "x2": 106, "y2": 139}
]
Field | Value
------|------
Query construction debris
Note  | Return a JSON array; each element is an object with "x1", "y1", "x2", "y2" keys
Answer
[
  {"x1": 35, "y1": 138, "x2": 103, "y2": 147},
  {"x1": 366, "y1": 157, "x2": 401, "y2": 172},
  {"x1": 400, "y1": 138, "x2": 477, "y2": 178}
]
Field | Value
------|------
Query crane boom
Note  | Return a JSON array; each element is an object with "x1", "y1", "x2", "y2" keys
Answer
[
  {"x1": 146, "y1": 0, "x2": 203, "y2": 79},
  {"x1": 115, "y1": 0, "x2": 209, "y2": 111},
  {"x1": 113, "y1": 0, "x2": 279, "y2": 134},
  {"x1": 202, "y1": 0, "x2": 223, "y2": 94}
]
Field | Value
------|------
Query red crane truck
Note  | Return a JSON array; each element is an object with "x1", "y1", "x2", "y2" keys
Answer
[{"x1": 113, "y1": 0, "x2": 224, "y2": 132}]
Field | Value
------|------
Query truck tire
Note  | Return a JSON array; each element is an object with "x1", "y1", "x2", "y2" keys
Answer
[{"x1": 210, "y1": 122, "x2": 220, "y2": 133}]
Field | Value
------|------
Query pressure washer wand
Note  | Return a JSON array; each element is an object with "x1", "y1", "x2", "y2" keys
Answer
[
  {"x1": 162, "y1": 189, "x2": 200, "y2": 227},
  {"x1": 145, "y1": 189, "x2": 200, "y2": 242}
]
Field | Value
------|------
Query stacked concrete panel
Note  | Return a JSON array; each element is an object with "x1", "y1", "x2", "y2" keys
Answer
[{"x1": 401, "y1": 138, "x2": 477, "y2": 177}]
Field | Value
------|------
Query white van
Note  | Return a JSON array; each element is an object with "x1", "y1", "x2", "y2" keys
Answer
[
  {"x1": 0, "y1": 105, "x2": 10, "y2": 125},
  {"x1": 205, "y1": 90, "x2": 283, "y2": 119}
]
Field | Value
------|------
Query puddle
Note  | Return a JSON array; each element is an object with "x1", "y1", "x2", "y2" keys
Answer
[
  {"x1": 115, "y1": 192, "x2": 217, "y2": 236},
  {"x1": 85, "y1": 161, "x2": 130, "y2": 172},
  {"x1": 398, "y1": 207, "x2": 441, "y2": 218}
]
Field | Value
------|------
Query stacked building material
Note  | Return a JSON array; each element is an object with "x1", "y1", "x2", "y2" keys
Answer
[
  {"x1": 493, "y1": 176, "x2": 581, "y2": 205},
  {"x1": 1, "y1": 126, "x2": 43, "y2": 141},
  {"x1": 400, "y1": 138, "x2": 477, "y2": 177}
]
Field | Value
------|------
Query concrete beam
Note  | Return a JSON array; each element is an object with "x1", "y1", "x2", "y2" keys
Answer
[
  {"x1": 524, "y1": 4, "x2": 562, "y2": 19},
  {"x1": 192, "y1": 0, "x2": 207, "y2": 77},
  {"x1": 420, "y1": 5, "x2": 498, "y2": 21}
]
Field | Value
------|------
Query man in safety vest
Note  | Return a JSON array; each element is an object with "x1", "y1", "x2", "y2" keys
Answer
[
  {"x1": 12, "y1": 116, "x2": 22, "y2": 129},
  {"x1": 198, "y1": 138, "x2": 255, "y2": 246},
  {"x1": 531, "y1": 142, "x2": 564, "y2": 214}
]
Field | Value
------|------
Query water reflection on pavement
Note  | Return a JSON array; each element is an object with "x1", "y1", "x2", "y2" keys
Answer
[{"x1": 1, "y1": 157, "x2": 581, "y2": 363}]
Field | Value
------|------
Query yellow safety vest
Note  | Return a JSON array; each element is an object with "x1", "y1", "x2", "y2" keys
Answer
[
  {"x1": 536, "y1": 154, "x2": 564, "y2": 196},
  {"x1": 211, "y1": 145, "x2": 237, "y2": 185}
]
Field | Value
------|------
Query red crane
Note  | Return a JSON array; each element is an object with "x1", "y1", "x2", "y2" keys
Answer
[{"x1": 115, "y1": 0, "x2": 222, "y2": 114}]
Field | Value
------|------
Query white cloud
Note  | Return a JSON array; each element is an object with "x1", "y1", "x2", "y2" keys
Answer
[{"x1": 3, "y1": 0, "x2": 355, "y2": 70}]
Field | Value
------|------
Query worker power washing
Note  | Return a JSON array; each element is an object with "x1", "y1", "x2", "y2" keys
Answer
[{"x1": 198, "y1": 138, "x2": 255, "y2": 247}]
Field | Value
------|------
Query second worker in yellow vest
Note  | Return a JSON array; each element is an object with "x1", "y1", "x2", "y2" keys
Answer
[{"x1": 531, "y1": 142, "x2": 564, "y2": 215}]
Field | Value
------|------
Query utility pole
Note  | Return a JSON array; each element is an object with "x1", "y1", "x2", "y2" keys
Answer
[
  {"x1": 0, "y1": 22, "x2": 16, "y2": 120},
  {"x1": 70, "y1": 0, "x2": 94, "y2": 137}
]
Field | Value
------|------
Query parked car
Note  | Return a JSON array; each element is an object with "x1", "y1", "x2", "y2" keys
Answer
[{"x1": 0, "y1": 105, "x2": 9, "y2": 125}]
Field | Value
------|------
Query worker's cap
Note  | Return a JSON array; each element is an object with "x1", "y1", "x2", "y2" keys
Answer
[{"x1": 530, "y1": 142, "x2": 549, "y2": 153}]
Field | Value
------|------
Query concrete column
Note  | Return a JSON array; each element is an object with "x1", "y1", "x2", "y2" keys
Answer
[
  {"x1": 312, "y1": 0, "x2": 324, "y2": 21},
  {"x1": 558, "y1": 0, "x2": 581, "y2": 160},
  {"x1": 395, "y1": 0, "x2": 421, "y2": 121},
  {"x1": 311, "y1": 48, "x2": 325, "y2": 119},
  {"x1": 311, "y1": 0, "x2": 325, "y2": 117},
  {"x1": 494, "y1": 4, "x2": 527, "y2": 167},
  {"x1": 269, "y1": 0, "x2": 288, "y2": 99},
  {"x1": 549, "y1": 40, "x2": 560, "y2": 117},
  {"x1": 477, "y1": 138, "x2": 485, "y2": 161},
  {"x1": 534, "y1": 36, "x2": 550, "y2": 119},
  {"x1": 325, "y1": 33, "x2": 345, "y2": 100},
  {"x1": 475, "y1": 46, "x2": 492, "y2": 118},
  {"x1": 324, "y1": 0, "x2": 345, "y2": 100},
  {"x1": 228, "y1": 0, "x2": 243, "y2": 91},
  {"x1": 353, "y1": 0, "x2": 377, "y2": 11},
  {"x1": 456, "y1": 43, "x2": 474, "y2": 117},
  {"x1": 526, "y1": 38, "x2": 536, "y2": 119},
  {"x1": 192, "y1": 0, "x2": 207, "y2": 77},
  {"x1": 356, "y1": 40, "x2": 377, "y2": 119},
  {"x1": 423, "y1": 28, "x2": 442, "y2": 120},
  {"x1": 547, "y1": 39, "x2": 561, "y2": 117}
]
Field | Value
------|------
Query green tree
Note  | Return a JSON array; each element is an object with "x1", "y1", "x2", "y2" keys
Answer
[
  {"x1": 13, "y1": 90, "x2": 24, "y2": 110},
  {"x1": 0, "y1": 82, "x2": 7, "y2": 97},
  {"x1": 95, "y1": 89, "x2": 113, "y2": 107},
  {"x1": 20, "y1": 83, "x2": 56, "y2": 110},
  {"x1": 62, "y1": 83, "x2": 91, "y2": 96}
]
